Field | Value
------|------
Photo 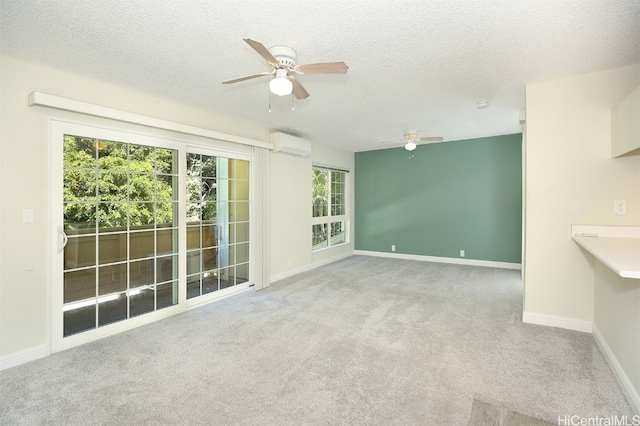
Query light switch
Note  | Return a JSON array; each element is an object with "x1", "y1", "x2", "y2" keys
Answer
[
  {"x1": 572, "y1": 202, "x2": 582, "y2": 215},
  {"x1": 22, "y1": 208, "x2": 34, "y2": 223}
]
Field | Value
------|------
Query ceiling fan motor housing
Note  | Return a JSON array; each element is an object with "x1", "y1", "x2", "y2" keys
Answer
[
  {"x1": 406, "y1": 131, "x2": 419, "y2": 141},
  {"x1": 269, "y1": 45, "x2": 297, "y2": 69}
]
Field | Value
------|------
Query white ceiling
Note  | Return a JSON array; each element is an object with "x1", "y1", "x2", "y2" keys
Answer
[{"x1": 1, "y1": 0, "x2": 639, "y2": 152}]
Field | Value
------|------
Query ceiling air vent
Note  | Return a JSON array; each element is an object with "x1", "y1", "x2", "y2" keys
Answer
[{"x1": 270, "y1": 132, "x2": 312, "y2": 157}]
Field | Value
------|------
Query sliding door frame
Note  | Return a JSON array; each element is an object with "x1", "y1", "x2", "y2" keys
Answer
[{"x1": 48, "y1": 117, "x2": 258, "y2": 353}]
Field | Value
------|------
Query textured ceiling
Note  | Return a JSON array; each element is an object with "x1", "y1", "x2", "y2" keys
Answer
[{"x1": 1, "y1": 0, "x2": 639, "y2": 152}]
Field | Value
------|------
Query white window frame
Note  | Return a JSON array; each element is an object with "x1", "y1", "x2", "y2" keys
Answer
[{"x1": 311, "y1": 165, "x2": 349, "y2": 251}]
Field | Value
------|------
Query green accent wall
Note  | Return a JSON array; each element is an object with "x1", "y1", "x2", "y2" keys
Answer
[{"x1": 354, "y1": 134, "x2": 522, "y2": 263}]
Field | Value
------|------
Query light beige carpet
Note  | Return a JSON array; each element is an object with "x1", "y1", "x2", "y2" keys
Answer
[
  {"x1": 468, "y1": 400, "x2": 556, "y2": 425},
  {"x1": 0, "y1": 256, "x2": 632, "y2": 425}
]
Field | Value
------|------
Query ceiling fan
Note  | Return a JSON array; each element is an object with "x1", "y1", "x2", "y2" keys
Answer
[
  {"x1": 223, "y1": 38, "x2": 349, "y2": 100},
  {"x1": 381, "y1": 131, "x2": 444, "y2": 151}
]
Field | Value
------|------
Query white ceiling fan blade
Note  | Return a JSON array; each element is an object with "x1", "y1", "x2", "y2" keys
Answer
[
  {"x1": 298, "y1": 62, "x2": 349, "y2": 74},
  {"x1": 243, "y1": 38, "x2": 279, "y2": 64},
  {"x1": 418, "y1": 136, "x2": 444, "y2": 142},
  {"x1": 223, "y1": 72, "x2": 272, "y2": 85}
]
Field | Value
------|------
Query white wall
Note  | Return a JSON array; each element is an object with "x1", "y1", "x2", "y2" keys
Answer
[
  {"x1": 269, "y1": 140, "x2": 354, "y2": 280},
  {"x1": 269, "y1": 153, "x2": 314, "y2": 275},
  {"x1": 524, "y1": 64, "x2": 640, "y2": 325},
  {"x1": 0, "y1": 56, "x2": 268, "y2": 358},
  {"x1": 594, "y1": 262, "x2": 640, "y2": 407}
]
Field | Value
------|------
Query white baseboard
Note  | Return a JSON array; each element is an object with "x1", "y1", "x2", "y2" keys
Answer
[
  {"x1": 270, "y1": 251, "x2": 354, "y2": 284},
  {"x1": 522, "y1": 312, "x2": 593, "y2": 333},
  {"x1": 354, "y1": 250, "x2": 522, "y2": 270},
  {"x1": 592, "y1": 324, "x2": 640, "y2": 415},
  {"x1": 0, "y1": 344, "x2": 48, "y2": 371}
]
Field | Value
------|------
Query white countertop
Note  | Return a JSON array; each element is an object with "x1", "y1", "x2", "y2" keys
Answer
[{"x1": 572, "y1": 225, "x2": 640, "y2": 279}]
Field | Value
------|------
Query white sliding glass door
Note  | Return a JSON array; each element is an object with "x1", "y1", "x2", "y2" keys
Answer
[
  {"x1": 51, "y1": 121, "x2": 185, "y2": 351},
  {"x1": 50, "y1": 120, "x2": 253, "y2": 352}
]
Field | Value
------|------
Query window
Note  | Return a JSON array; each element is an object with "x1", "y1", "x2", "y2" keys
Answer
[{"x1": 312, "y1": 166, "x2": 348, "y2": 250}]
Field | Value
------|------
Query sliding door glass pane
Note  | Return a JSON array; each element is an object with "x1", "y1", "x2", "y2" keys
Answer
[
  {"x1": 236, "y1": 263, "x2": 249, "y2": 285},
  {"x1": 64, "y1": 269, "x2": 95, "y2": 303},
  {"x1": 64, "y1": 235, "x2": 96, "y2": 269},
  {"x1": 129, "y1": 260, "x2": 153, "y2": 288},
  {"x1": 130, "y1": 230, "x2": 154, "y2": 260},
  {"x1": 62, "y1": 135, "x2": 179, "y2": 337},
  {"x1": 186, "y1": 153, "x2": 249, "y2": 299}
]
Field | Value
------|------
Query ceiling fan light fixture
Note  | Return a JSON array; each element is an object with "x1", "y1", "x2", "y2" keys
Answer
[
  {"x1": 269, "y1": 69, "x2": 293, "y2": 96},
  {"x1": 405, "y1": 141, "x2": 417, "y2": 151}
]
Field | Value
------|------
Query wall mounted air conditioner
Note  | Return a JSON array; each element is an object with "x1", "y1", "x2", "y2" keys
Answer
[{"x1": 270, "y1": 132, "x2": 312, "y2": 157}]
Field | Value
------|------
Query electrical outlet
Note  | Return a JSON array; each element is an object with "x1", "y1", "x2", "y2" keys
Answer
[
  {"x1": 614, "y1": 200, "x2": 627, "y2": 216},
  {"x1": 460, "y1": 250, "x2": 465, "y2": 257},
  {"x1": 391, "y1": 245, "x2": 396, "y2": 252}
]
